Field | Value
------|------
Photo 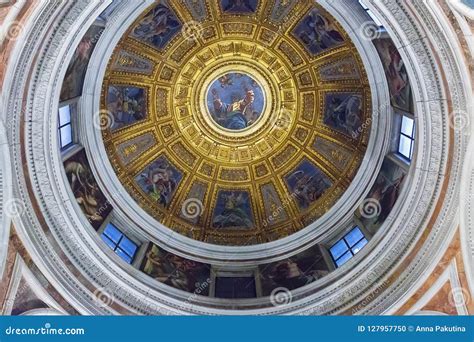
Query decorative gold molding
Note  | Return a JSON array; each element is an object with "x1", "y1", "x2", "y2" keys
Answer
[{"x1": 100, "y1": 0, "x2": 372, "y2": 245}]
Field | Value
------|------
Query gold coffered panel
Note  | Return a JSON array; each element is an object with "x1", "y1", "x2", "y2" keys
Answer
[{"x1": 101, "y1": 0, "x2": 372, "y2": 245}]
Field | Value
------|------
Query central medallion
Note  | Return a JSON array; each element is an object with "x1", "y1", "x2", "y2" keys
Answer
[{"x1": 205, "y1": 72, "x2": 266, "y2": 132}]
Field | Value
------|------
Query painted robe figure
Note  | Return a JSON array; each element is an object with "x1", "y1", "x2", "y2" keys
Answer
[
  {"x1": 142, "y1": 244, "x2": 210, "y2": 295},
  {"x1": 107, "y1": 86, "x2": 146, "y2": 130},
  {"x1": 295, "y1": 9, "x2": 344, "y2": 54},
  {"x1": 138, "y1": 160, "x2": 179, "y2": 207},
  {"x1": 131, "y1": 4, "x2": 181, "y2": 50},
  {"x1": 145, "y1": 167, "x2": 175, "y2": 206},
  {"x1": 211, "y1": 88, "x2": 258, "y2": 130},
  {"x1": 213, "y1": 192, "x2": 253, "y2": 228},
  {"x1": 63, "y1": 151, "x2": 112, "y2": 230},
  {"x1": 324, "y1": 94, "x2": 362, "y2": 136}
]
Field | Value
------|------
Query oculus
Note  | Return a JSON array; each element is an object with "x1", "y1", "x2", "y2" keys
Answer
[{"x1": 206, "y1": 72, "x2": 265, "y2": 131}]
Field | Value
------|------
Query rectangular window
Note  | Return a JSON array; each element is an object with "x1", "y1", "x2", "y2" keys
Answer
[
  {"x1": 329, "y1": 226, "x2": 368, "y2": 268},
  {"x1": 398, "y1": 115, "x2": 415, "y2": 161},
  {"x1": 58, "y1": 105, "x2": 73, "y2": 149},
  {"x1": 101, "y1": 223, "x2": 138, "y2": 264}
]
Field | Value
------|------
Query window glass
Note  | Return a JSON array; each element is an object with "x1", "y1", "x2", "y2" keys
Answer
[
  {"x1": 101, "y1": 234, "x2": 116, "y2": 250},
  {"x1": 401, "y1": 116, "x2": 414, "y2": 137},
  {"x1": 330, "y1": 227, "x2": 368, "y2": 268},
  {"x1": 335, "y1": 251, "x2": 353, "y2": 267},
  {"x1": 398, "y1": 135, "x2": 412, "y2": 159},
  {"x1": 58, "y1": 105, "x2": 71, "y2": 126},
  {"x1": 58, "y1": 105, "x2": 73, "y2": 149},
  {"x1": 344, "y1": 226, "x2": 364, "y2": 247},
  {"x1": 119, "y1": 236, "x2": 138, "y2": 257},
  {"x1": 103, "y1": 223, "x2": 122, "y2": 244},
  {"x1": 330, "y1": 240, "x2": 349, "y2": 260},
  {"x1": 60, "y1": 125, "x2": 72, "y2": 148},
  {"x1": 352, "y1": 238, "x2": 368, "y2": 254},
  {"x1": 115, "y1": 248, "x2": 133, "y2": 264},
  {"x1": 101, "y1": 223, "x2": 138, "y2": 264}
]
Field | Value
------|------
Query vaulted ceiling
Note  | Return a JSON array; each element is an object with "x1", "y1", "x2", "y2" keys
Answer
[{"x1": 102, "y1": 0, "x2": 371, "y2": 245}]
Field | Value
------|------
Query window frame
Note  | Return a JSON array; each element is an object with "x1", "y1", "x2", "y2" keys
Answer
[
  {"x1": 397, "y1": 115, "x2": 415, "y2": 162},
  {"x1": 58, "y1": 104, "x2": 74, "y2": 150},
  {"x1": 329, "y1": 226, "x2": 368, "y2": 268},
  {"x1": 101, "y1": 223, "x2": 138, "y2": 264}
]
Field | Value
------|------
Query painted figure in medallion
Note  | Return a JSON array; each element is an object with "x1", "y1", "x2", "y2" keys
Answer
[{"x1": 207, "y1": 73, "x2": 265, "y2": 130}]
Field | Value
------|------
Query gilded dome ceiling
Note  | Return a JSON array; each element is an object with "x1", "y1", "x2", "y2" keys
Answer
[{"x1": 101, "y1": 0, "x2": 371, "y2": 246}]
